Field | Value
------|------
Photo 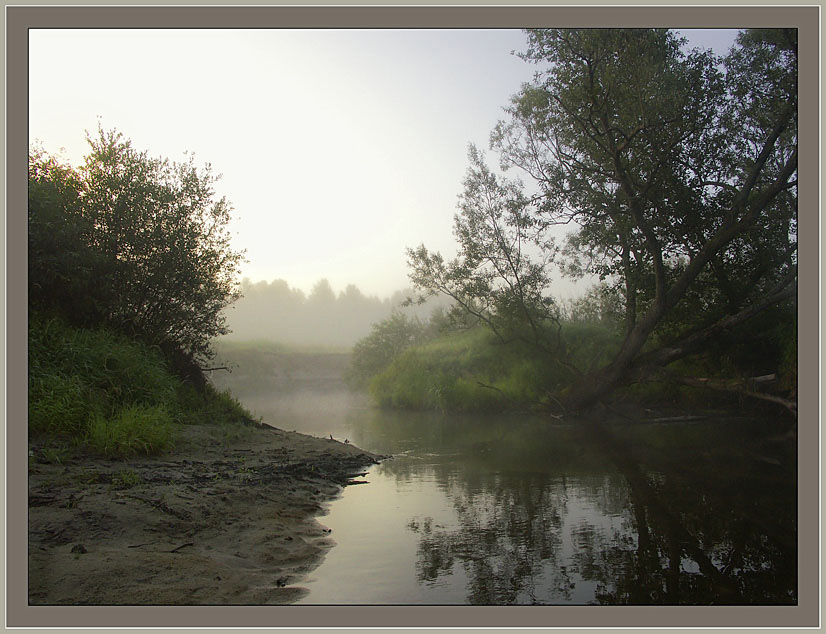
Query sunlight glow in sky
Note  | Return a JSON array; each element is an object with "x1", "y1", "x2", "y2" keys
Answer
[{"x1": 29, "y1": 28, "x2": 740, "y2": 299}]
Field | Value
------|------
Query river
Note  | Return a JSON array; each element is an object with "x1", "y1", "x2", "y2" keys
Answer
[{"x1": 211, "y1": 352, "x2": 797, "y2": 605}]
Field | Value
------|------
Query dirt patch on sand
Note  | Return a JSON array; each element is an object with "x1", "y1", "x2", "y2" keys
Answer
[{"x1": 28, "y1": 422, "x2": 384, "y2": 605}]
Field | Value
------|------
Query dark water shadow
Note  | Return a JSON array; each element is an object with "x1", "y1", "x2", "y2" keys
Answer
[{"x1": 354, "y1": 411, "x2": 797, "y2": 605}]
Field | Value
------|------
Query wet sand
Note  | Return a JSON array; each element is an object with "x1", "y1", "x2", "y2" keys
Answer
[{"x1": 28, "y1": 421, "x2": 383, "y2": 605}]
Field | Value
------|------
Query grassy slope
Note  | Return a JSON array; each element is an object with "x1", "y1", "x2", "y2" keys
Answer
[{"x1": 29, "y1": 315, "x2": 255, "y2": 459}]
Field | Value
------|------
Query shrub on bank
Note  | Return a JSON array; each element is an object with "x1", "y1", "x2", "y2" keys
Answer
[
  {"x1": 29, "y1": 129, "x2": 244, "y2": 363},
  {"x1": 33, "y1": 316, "x2": 178, "y2": 397},
  {"x1": 361, "y1": 304, "x2": 796, "y2": 415},
  {"x1": 369, "y1": 327, "x2": 555, "y2": 411},
  {"x1": 365, "y1": 320, "x2": 627, "y2": 413},
  {"x1": 175, "y1": 381, "x2": 253, "y2": 427},
  {"x1": 346, "y1": 312, "x2": 433, "y2": 389},
  {"x1": 29, "y1": 317, "x2": 178, "y2": 436},
  {"x1": 28, "y1": 373, "x2": 102, "y2": 437}
]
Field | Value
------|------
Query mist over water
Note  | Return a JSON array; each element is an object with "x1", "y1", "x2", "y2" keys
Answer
[
  {"x1": 26, "y1": 23, "x2": 798, "y2": 609},
  {"x1": 236, "y1": 389, "x2": 367, "y2": 441}
]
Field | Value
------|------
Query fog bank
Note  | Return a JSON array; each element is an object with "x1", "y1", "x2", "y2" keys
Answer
[{"x1": 220, "y1": 278, "x2": 452, "y2": 348}]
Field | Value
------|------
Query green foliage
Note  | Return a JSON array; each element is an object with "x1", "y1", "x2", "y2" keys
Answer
[
  {"x1": 87, "y1": 405, "x2": 175, "y2": 457},
  {"x1": 111, "y1": 469, "x2": 142, "y2": 489},
  {"x1": 175, "y1": 382, "x2": 255, "y2": 427},
  {"x1": 28, "y1": 315, "x2": 257, "y2": 457},
  {"x1": 407, "y1": 29, "x2": 797, "y2": 409},
  {"x1": 28, "y1": 147, "x2": 102, "y2": 326},
  {"x1": 39, "y1": 445, "x2": 71, "y2": 465},
  {"x1": 28, "y1": 373, "x2": 101, "y2": 437},
  {"x1": 347, "y1": 312, "x2": 433, "y2": 388},
  {"x1": 407, "y1": 146, "x2": 560, "y2": 353},
  {"x1": 29, "y1": 126, "x2": 245, "y2": 364},
  {"x1": 368, "y1": 323, "x2": 622, "y2": 412},
  {"x1": 28, "y1": 316, "x2": 179, "y2": 436},
  {"x1": 559, "y1": 321, "x2": 624, "y2": 373},
  {"x1": 559, "y1": 283, "x2": 625, "y2": 328}
]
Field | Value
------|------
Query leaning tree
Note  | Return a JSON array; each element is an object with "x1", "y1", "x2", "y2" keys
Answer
[{"x1": 408, "y1": 29, "x2": 797, "y2": 412}]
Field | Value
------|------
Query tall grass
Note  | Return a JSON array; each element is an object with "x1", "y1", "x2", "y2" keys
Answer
[
  {"x1": 29, "y1": 317, "x2": 179, "y2": 436},
  {"x1": 175, "y1": 381, "x2": 254, "y2": 427},
  {"x1": 29, "y1": 315, "x2": 256, "y2": 458},
  {"x1": 87, "y1": 404, "x2": 176, "y2": 457}
]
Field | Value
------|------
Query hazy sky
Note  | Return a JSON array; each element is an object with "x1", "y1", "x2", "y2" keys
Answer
[{"x1": 29, "y1": 28, "x2": 740, "y2": 299}]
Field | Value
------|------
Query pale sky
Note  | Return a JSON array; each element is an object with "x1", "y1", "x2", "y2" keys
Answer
[{"x1": 29, "y1": 28, "x2": 740, "y2": 299}]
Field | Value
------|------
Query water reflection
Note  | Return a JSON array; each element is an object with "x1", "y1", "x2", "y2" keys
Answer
[
  {"x1": 312, "y1": 409, "x2": 797, "y2": 605},
  {"x1": 409, "y1": 471, "x2": 571, "y2": 604},
  {"x1": 210, "y1": 354, "x2": 795, "y2": 603}
]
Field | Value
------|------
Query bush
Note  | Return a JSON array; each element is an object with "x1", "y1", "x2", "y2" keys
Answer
[
  {"x1": 28, "y1": 373, "x2": 103, "y2": 437},
  {"x1": 369, "y1": 328, "x2": 547, "y2": 411},
  {"x1": 366, "y1": 320, "x2": 625, "y2": 413},
  {"x1": 347, "y1": 312, "x2": 432, "y2": 388},
  {"x1": 29, "y1": 127, "x2": 244, "y2": 364},
  {"x1": 28, "y1": 316, "x2": 179, "y2": 431},
  {"x1": 176, "y1": 382, "x2": 255, "y2": 427}
]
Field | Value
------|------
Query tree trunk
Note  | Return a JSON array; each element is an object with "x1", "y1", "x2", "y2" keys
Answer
[
  {"x1": 558, "y1": 108, "x2": 797, "y2": 414},
  {"x1": 561, "y1": 309, "x2": 661, "y2": 411}
]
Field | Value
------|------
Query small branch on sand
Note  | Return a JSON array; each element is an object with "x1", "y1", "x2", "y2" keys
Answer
[
  {"x1": 126, "y1": 495, "x2": 192, "y2": 520},
  {"x1": 169, "y1": 542, "x2": 195, "y2": 553}
]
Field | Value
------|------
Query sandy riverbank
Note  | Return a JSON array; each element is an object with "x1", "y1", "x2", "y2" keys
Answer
[{"x1": 28, "y1": 421, "x2": 384, "y2": 605}]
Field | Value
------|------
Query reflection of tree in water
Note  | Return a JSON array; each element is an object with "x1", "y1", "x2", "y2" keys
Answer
[
  {"x1": 408, "y1": 472, "x2": 574, "y2": 604},
  {"x1": 391, "y1": 414, "x2": 796, "y2": 605},
  {"x1": 563, "y1": 421, "x2": 796, "y2": 605}
]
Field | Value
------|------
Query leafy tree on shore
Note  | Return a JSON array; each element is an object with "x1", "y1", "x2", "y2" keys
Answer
[
  {"x1": 408, "y1": 29, "x2": 797, "y2": 412},
  {"x1": 346, "y1": 312, "x2": 434, "y2": 388},
  {"x1": 29, "y1": 127, "x2": 245, "y2": 367}
]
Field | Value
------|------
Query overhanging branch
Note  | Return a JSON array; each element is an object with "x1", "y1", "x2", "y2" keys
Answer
[
  {"x1": 633, "y1": 270, "x2": 797, "y2": 371},
  {"x1": 656, "y1": 372, "x2": 797, "y2": 416}
]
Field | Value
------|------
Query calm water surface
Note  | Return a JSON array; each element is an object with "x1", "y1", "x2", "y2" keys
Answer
[{"x1": 217, "y1": 371, "x2": 797, "y2": 605}]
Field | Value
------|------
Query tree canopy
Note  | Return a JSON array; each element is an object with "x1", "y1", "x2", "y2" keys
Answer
[
  {"x1": 29, "y1": 127, "x2": 245, "y2": 366},
  {"x1": 408, "y1": 28, "x2": 797, "y2": 412}
]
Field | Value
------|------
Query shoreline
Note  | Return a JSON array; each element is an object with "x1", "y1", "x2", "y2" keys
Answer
[{"x1": 28, "y1": 421, "x2": 384, "y2": 605}]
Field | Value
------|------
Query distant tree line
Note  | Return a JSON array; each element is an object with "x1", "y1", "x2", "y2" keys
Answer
[{"x1": 222, "y1": 278, "x2": 451, "y2": 348}]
